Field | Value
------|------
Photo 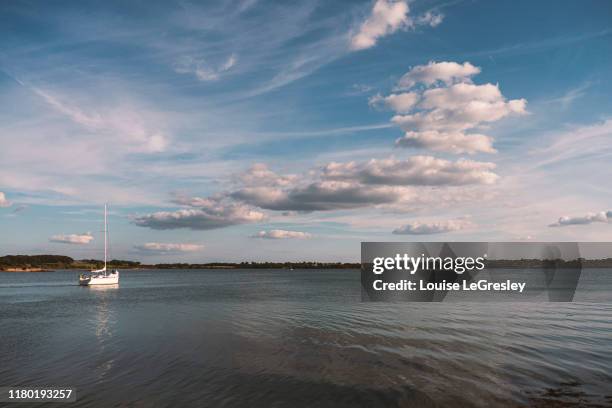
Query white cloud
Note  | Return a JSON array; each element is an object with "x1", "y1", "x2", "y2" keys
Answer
[
  {"x1": 549, "y1": 211, "x2": 611, "y2": 227},
  {"x1": 416, "y1": 11, "x2": 444, "y2": 27},
  {"x1": 528, "y1": 119, "x2": 612, "y2": 169},
  {"x1": 174, "y1": 53, "x2": 238, "y2": 81},
  {"x1": 322, "y1": 156, "x2": 498, "y2": 186},
  {"x1": 350, "y1": 0, "x2": 410, "y2": 51},
  {"x1": 33, "y1": 88, "x2": 103, "y2": 128},
  {"x1": 32, "y1": 87, "x2": 169, "y2": 153},
  {"x1": 392, "y1": 86, "x2": 527, "y2": 133},
  {"x1": 396, "y1": 130, "x2": 496, "y2": 154},
  {"x1": 369, "y1": 92, "x2": 419, "y2": 113},
  {"x1": 236, "y1": 163, "x2": 297, "y2": 187},
  {"x1": 0, "y1": 83, "x2": 180, "y2": 206},
  {"x1": 419, "y1": 82, "x2": 504, "y2": 110},
  {"x1": 251, "y1": 230, "x2": 312, "y2": 239},
  {"x1": 133, "y1": 196, "x2": 265, "y2": 230},
  {"x1": 49, "y1": 232, "x2": 94, "y2": 245},
  {"x1": 393, "y1": 219, "x2": 471, "y2": 235},
  {"x1": 380, "y1": 185, "x2": 496, "y2": 214},
  {"x1": 349, "y1": 83, "x2": 374, "y2": 95},
  {"x1": 232, "y1": 182, "x2": 408, "y2": 211},
  {"x1": 379, "y1": 65, "x2": 528, "y2": 154},
  {"x1": 221, "y1": 54, "x2": 237, "y2": 71},
  {"x1": 396, "y1": 61, "x2": 481, "y2": 90},
  {"x1": 0, "y1": 192, "x2": 11, "y2": 208},
  {"x1": 230, "y1": 156, "x2": 497, "y2": 212},
  {"x1": 134, "y1": 242, "x2": 204, "y2": 254}
]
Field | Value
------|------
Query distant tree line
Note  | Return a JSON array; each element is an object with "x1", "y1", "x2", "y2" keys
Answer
[
  {"x1": 151, "y1": 261, "x2": 360, "y2": 269},
  {"x1": 0, "y1": 254, "x2": 74, "y2": 268},
  {"x1": 7, "y1": 254, "x2": 610, "y2": 271},
  {"x1": 0, "y1": 255, "x2": 140, "y2": 270},
  {"x1": 78, "y1": 259, "x2": 142, "y2": 268},
  {"x1": 0, "y1": 255, "x2": 360, "y2": 270}
]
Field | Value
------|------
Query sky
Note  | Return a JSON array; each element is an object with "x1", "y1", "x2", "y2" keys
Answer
[{"x1": 1, "y1": 0, "x2": 611, "y2": 262}]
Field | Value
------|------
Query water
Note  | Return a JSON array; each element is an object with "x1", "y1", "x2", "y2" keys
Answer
[{"x1": 1, "y1": 269, "x2": 612, "y2": 407}]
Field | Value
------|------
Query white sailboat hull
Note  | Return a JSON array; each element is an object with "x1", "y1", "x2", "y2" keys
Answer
[{"x1": 79, "y1": 271, "x2": 119, "y2": 286}]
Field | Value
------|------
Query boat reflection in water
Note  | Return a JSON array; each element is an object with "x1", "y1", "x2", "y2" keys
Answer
[{"x1": 89, "y1": 284, "x2": 118, "y2": 381}]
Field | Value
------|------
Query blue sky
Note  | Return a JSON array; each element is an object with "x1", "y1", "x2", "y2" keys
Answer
[{"x1": 1, "y1": 0, "x2": 611, "y2": 262}]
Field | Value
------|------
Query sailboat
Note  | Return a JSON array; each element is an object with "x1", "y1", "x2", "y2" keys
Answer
[{"x1": 79, "y1": 204, "x2": 119, "y2": 286}]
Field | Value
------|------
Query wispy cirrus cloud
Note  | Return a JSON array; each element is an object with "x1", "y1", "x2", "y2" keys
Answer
[
  {"x1": 173, "y1": 54, "x2": 237, "y2": 81},
  {"x1": 528, "y1": 119, "x2": 612, "y2": 169},
  {"x1": 49, "y1": 233, "x2": 94, "y2": 245},
  {"x1": 31, "y1": 87, "x2": 169, "y2": 153}
]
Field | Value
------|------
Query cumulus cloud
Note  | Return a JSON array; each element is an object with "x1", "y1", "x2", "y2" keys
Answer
[
  {"x1": 372, "y1": 63, "x2": 527, "y2": 154},
  {"x1": 418, "y1": 82, "x2": 504, "y2": 110},
  {"x1": 134, "y1": 242, "x2": 204, "y2": 254},
  {"x1": 0, "y1": 192, "x2": 11, "y2": 208},
  {"x1": 133, "y1": 197, "x2": 265, "y2": 230},
  {"x1": 350, "y1": 0, "x2": 410, "y2": 51},
  {"x1": 232, "y1": 183, "x2": 406, "y2": 211},
  {"x1": 236, "y1": 163, "x2": 297, "y2": 187},
  {"x1": 231, "y1": 165, "x2": 406, "y2": 212},
  {"x1": 350, "y1": 1, "x2": 443, "y2": 51},
  {"x1": 251, "y1": 230, "x2": 312, "y2": 239},
  {"x1": 230, "y1": 156, "x2": 497, "y2": 212},
  {"x1": 393, "y1": 219, "x2": 471, "y2": 235},
  {"x1": 49, "y1": 232, "x2": 94, "y2": 245},
  {"x1": 322, "y1": 156, "x2": 498, "y2": 186},
  {"x1": 396, "y1": 130, "x2": 496, "y2": 154},
  {"x1": 132, "y1": 153, "x2": 498, "y2": 225},
  {"x1": 549, "y1": 211, "x2": 611, "y2": 227},
  {"x1": 396, "y1": 61, "x2": 481, "y2": 90},
  {"x1": 369, "y1": 92, "x2": 419, "y2": 113},
  {"x1": 391, "y1": 87, "x2": 528, "y2": 132},
  {"x1": 139, "y1": 153, "x2": 499, "y2": 224},
  {"x1": 174, "y1": 53, "x2": 237, "y2": 81}
]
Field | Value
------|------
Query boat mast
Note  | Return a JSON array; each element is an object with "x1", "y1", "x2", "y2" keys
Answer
[{"x1": 104, "y1": 203, "x2": 107, "y2": 274}]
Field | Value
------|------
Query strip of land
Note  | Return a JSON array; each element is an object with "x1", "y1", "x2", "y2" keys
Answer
[
  {"x1": 0, "y1": 255, "x2": 359, "y2": 271},
  {"x1": 2, "y1": 255, "x2": 612, "y2": 272}
]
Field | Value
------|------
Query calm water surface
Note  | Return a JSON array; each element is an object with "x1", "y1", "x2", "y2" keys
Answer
[{"x1": 1, "y1": 269, "x2": 612, "y2": 407}]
